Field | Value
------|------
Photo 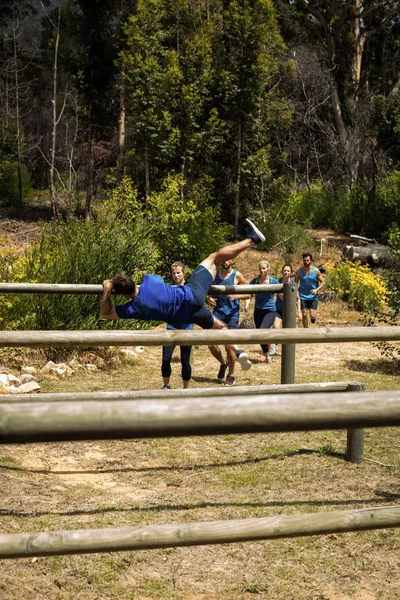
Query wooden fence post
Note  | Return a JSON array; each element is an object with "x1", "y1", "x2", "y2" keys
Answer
[
  {"x1": 346, "y1": 383, "x2": 366, "y2": 464},
  {"x1": 281, "y1": 282, "x2": 297, "y2": 384}
]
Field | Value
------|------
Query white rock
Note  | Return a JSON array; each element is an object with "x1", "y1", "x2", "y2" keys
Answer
[
  {"x1": 54, "y1": 368, "x2": 66, "y2": 378},
  {"x1": 85, "y1": 363, "x2": 97, "y2": 371},
  {"x1": 0, "y1": 374, "x2": 9, "y2": 386},
  {"x1": 0, "y1": 382, "x2": 9, "y2": 394},
  {"x1": 135, "y1": 346, "x2": 144, "y2": 353},
  {"x1": 41, "y1": 361, "x2": 58, "y2": 373},
  {"x1": 7, "y1": 374, "x2": 21, "y2": 386},
  {"x1": 120, "y1": 349, "x2": 137, "y2": 363},
  {"x1": 8, "y1": 385, "x2": 21, "y2": 394},
  {"x1": 20, "y1": 374, "x2": 39, "y2": 384},
  {"x1": 19, "y1": 381, "x2": 41, "y2": 394},
  {"x1": 21, "y1": 366, "x2": 37, "y2": 375}
]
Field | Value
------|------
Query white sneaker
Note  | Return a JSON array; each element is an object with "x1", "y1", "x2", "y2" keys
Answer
[{"x1": 237, "y1": 351, "x2": 252, "y2": 371}]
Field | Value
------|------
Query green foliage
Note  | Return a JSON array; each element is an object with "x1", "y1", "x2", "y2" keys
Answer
[
  {"x1": 248, "y1": 198, "x2": 314, "y2": 258},
  {"x1": 0, "y1": 160, "x2": 32, "y2": 206},
  {"x1": 364, "y1": 226, "x2": 400, "y2": 364},
  {"x1": 1, "y1": 177, "x2": 157, "y2": 330},
  {"x1": 288, "y1": 174, "x2": 400, "y2": 240},
  {"x1": 326, "y1": 260, "x2": 387, "y2": 314},
  {"x1": 146, "y1": 173, "x2": 232, "y2": 276}
]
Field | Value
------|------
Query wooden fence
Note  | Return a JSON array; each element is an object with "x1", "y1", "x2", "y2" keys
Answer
[{"x1": 0, "y1": 283, "x2": 399, "y2": 559}]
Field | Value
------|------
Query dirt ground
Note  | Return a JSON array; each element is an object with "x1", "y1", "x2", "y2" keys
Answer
[{"x1": 0, "y1": 216, "x2": 399, "y2": 600}]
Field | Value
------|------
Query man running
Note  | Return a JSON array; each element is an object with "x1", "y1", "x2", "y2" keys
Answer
[
  {"x1": 101, "y1": 220, "x2": 265, "y2": 341},
  {"x1": 208, "y1": 259, "x2": 251, "y2": 387},
  {"x1": 295, "y1": 253, "x2": 325, "y2": 328}
]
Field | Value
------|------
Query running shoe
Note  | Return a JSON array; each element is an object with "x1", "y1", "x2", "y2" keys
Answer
[
  {"x1": 217, "y1": 362, "x2": 228, "y2": 380},
  {"x1": 224, "y1": 375, "x2": 235, "y2": 386},
  {"x1": 237, "y1": 351, "x2": 252, "y2": 371},
  {"x1": 263, "y1": 355, "x2": 272, "y2": 364},
  {"x1": 268, "y1": 344, "x2": 276, "y2": 357},
  {"x1": 245, "y1": 218, "x2": 266, "y2": 245},
  {"x1": 162, "y1": 385, "x2": 171, "y2": 390}
]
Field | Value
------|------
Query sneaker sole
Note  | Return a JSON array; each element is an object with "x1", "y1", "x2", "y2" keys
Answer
[
  {"x1": 245, "y1": 218, "x2": 266, "y2": 244},
  {"x1": 238, "y1": 354, "x2": 252, "y2": 371}
]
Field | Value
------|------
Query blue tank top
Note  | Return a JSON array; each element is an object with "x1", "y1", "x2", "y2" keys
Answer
[
  {"x1": 213, "y1": 269, "x2": 240, "y2": 318},
  {"x1": 275, "y1": 278, "x2": 294, "y2": 313},
  {"x1": 298, "y1": 266, "x2": 318, "y2": 300},
  {"x1": 250, "y1": 276, "x2": 279, "y2": 310}
]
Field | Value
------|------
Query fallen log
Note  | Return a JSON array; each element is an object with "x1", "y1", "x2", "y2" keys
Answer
[{"x1": 342, "y1": 244, "x2": 394, "y2": 267}]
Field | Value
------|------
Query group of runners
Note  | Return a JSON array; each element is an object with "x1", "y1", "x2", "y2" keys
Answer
[{"x1": 101, "y1": 219, "x2": 325, "y2": 389}]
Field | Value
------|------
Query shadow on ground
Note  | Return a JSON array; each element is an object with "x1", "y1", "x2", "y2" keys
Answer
[{"x1": 345, "y1": 358, "x2": 399, "y2": 376}]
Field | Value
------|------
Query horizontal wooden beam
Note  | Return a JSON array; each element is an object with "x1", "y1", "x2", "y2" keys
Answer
[
  {"x1": 0, "y1": 390, "x2": 399, "y2": 443},
  {"x1": 0, "y1": 326, "x2": 399, "y2": 348},
  {"x1": 0, "y1": 282, "x2": 283, "y2": 295},
  {"x1": 1, "y1": 382, "x2": 361, "y2": 403},
  {"x1": 0, "y1": 506, "x2": 398, "y2": 558}
]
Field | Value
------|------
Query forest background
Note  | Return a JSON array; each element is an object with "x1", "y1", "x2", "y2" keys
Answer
[{"x1": 1, "y1": 0, "x2": 400, "y2": 333}]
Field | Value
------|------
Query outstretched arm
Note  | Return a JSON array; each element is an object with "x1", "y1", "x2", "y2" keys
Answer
[{"x1": 100, "y1": 280, "x2": 120, "y2": 320}]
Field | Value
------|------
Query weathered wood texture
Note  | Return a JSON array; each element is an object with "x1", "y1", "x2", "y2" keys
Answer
[
  {"x1": 0, "y1": 506, "x2": 398, "y2": 559},
  {"x1": 0, "y1": 283, "x2": 283, "y2": 295},
  {"x1": 0, "y1": 326, "x2": 399, "y2": 348},
  {"x1": 342, "y1": 244, "x2": 394, "y2": 266},
  {"x1": 281, "y1": 282, "x2": 297, "y2": 384},
  {"x1": 1, "y1": 390, "x2": 399, "y2": 443},
  {"x1": 0, "y1": 382, "x2": 362, "y2": 403}
]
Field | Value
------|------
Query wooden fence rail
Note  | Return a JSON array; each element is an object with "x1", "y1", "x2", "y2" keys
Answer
[
  {"x1": 1, "y1": 390, "x2": 399, "y2": 444},
  {"x1": 0, "y1": 325, "x2": 399, "y2": 347},
  {"x1": 0, "y1": 506, "x2": 398, "y2": 559},
  {"x1": 0, "y1": 381, "x2": 364, "y2": 403},
  {"x1": 0, "y1": 282, "x2": 284, "y2": 295}
]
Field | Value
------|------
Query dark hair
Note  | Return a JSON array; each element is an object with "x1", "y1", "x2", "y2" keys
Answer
[
  {"x1": 302, "y1": 253, "x2": 313, "y2": 261},
  {"x1": 282, "y1": 263, "x2": 292, "y2": 273},
  {"x1": 111, "y1": 273, "x2": 136, "y2": 296}
]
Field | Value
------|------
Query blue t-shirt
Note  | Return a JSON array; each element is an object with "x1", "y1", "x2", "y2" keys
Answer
[
  {"x1": 115, "y1": 274, "x2": 194, "y2": 327},
  {"x1": 250, "y1": 276, "x2": 279, "y2": 311},
  {"x1": 298, "y1": 266, "x2": 318, "y2": 300},
  {"x1": 213, "y1": 269, "x2": 240, "y2": 320},
  {"x1": 275, "y1": 277, "x2": 294, "y2": 313}
]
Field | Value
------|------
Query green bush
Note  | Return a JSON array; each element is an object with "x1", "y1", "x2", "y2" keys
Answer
[
  {"x1": 248, "y1": 201, "x2": 314, "y2": 258},
  {"x1": 2, "y1": 177, "x2": 158, "y2": 330},
  {"x1": 146, "y1": 173, "x2": 232, "y2": 276},
  {"x1": 288, "y1": 173, "x2": 400, "y2": 240}
]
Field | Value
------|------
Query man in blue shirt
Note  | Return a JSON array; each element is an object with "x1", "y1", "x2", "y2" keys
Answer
[
  {"x1": 295, "y1": 253, "x2": 325, "y2": 327},
  {"x1": 100, "y1": 219, "x2": 265, "y2": 333}
]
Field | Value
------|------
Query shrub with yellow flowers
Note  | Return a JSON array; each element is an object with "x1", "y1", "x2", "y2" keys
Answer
[{"x1": 325, "y1": 259, "x2": 387, "y2": 314}]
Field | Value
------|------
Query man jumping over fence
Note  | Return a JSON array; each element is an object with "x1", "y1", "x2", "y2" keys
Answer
[{"x1": 100, "y1": 220, "x2": 264, "y2": 354}]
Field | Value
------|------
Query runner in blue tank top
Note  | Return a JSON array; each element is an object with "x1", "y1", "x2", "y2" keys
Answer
[
  {"x1": 208, "y1": 260, "x2": 251, "y2": 386},
  {"x1": 272, "y1": 264, "x2": 302, "y2": 353},
  {"x1": 245, "y1": 260, "x2": 279, "y2": 364},
  {"x1": 295, "y1": 253, "x2": 325, "y2": 328},
  {"x1": 161, "y1": 262, "x2": 193, "y2": 390}
]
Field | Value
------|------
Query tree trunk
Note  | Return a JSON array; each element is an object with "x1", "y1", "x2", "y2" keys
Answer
[
  {"x1": 118, "y1": 64, "x2": 126, "y2": 180},
  {"x1": 84, "y1": 118, "x2": 93, "y2": 220},
  {"x1": 49, "y1": 8, "x2": 61, "y2": 219},
  {"x1": 234, "y1": 116, "x2": 242, "y2": 238}
]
